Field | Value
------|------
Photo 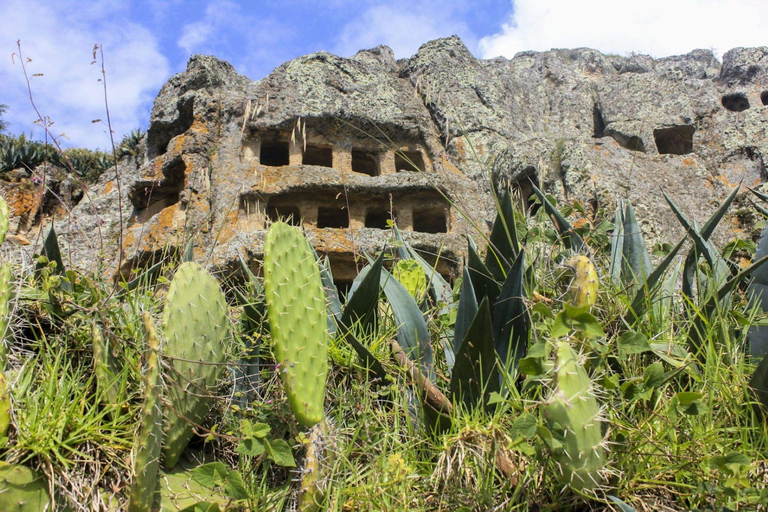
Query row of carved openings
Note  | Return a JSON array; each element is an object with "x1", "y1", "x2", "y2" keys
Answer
[
  {"x1": 260, "y1": 141, "x2": 425, "y2": 175},
  {"x1": 267, "y1": 204, "x2": 447, "y2": 233}
]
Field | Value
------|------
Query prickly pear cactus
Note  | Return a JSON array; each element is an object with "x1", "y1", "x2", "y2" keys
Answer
[
  {"x1": 161, "y1": 262, "x2": 230, "y2": 469},
  {"x1": 0, "y1": 373, "x2": 9, "y2": 438},
  {"x1": 0, "y1": 195, "x2": 8, "y2": 246},
  {"x1": 543, "y1": 341, "x2": 605, "y2": 492},
  {"x1": 566, "y1": 255, "x2": 598, "y2": 310},
  {"x1": 92, "y1": 320, "x2": 122, "y2": 414},
  {"x1": 298, "y1": 422, "x2": 332, "y2": 512},
  {"x1": 128, "y1": 312, "x2": 163, "y2": 512},
  {"x1": 263, "y1": 222, "x2": 329, "y2": 427},
  {"x1": 392, "y1": 259, "x2": 427, "y2": 301},
  {"x1": 0, "y1": 262, "x2": 12, "y2": 364},
  {"x1": 0, "y1": 461, "x2": 51, "y2": 511}
]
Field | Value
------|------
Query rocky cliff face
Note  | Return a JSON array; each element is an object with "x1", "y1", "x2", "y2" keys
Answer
[{"x1": 16, "y1": 37, "x2": 768, "y2": 282}]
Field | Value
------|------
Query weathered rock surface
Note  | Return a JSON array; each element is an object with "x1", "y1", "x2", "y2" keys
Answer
[{"x1": 9, "y1": 37, "x2": 768, "y2": 281}]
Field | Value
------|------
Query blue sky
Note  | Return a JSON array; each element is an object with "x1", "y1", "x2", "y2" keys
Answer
[{"x1": 1, "y1": 0, "x2": 765, "y2": 150}]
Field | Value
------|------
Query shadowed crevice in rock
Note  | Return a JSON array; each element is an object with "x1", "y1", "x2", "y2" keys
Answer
[
  {"x1": 592, "y1": 105, "x2": 606, "y2": 138},
  {"x1": 722, "y1": 93, "x2": 750, "y2": 112},
  {"x1": 146, "y1": 96, "x2": 194, "y2": 159},
  {"x1": 129, "y1": 156, "x2": 185, "y2": 224},
  {"x1": 654, "y1": 125, "x2": 695, "y2": 155},
  {"x1": 762, "y1": 91, "x2": 768, "y2": 106},
  {"x1": 604, "y1": 128, "x2": 645, "y2": 152}
]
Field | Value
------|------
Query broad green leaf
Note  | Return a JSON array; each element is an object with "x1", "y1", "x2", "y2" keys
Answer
[
  {"x1": 190, "y1": 462, "x2": 229, "y2": 487},
  {"x1": 224, "y1": 471, "x2": 249, "y2": 501},
  {"x1": 510, "y1": 412, "x2": 538, "y2": 439},
  {"x1": 518, "y1": 356, "x2": 545, "y2": 376},
  {"x1": 618, "y1": 331, "x2": 652, "y2": 359},
  {"x1": 236, "y1": 438, "x2": 265, "y2": 457},
  {"x1": 263, "y1": 438, "x2": 296, "y2": 467},
  {"x1": 643, "y1": 362, "x2": 665, "y2": 389},
  {"x1": 675, "y1": 391, "x2": 703, "y2": 406}
]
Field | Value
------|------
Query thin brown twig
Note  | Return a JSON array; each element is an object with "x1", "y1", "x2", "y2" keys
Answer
[
  {"x1": 13, "y1": 40, "x2": 105, "y2": 253},
  {"x1": 389, "y1": 338, "x2": 453, "y2": 415}
]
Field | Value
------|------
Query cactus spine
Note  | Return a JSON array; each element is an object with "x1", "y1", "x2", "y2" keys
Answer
[
  {"x1": 161, "y1": 261, "x2": 230, "y2": 469},
  {"x1": 567, "y1": 255, "x2": 599, "y2": 310},
  {"x1": 128, "y1": 312, "x2": 163, "y2": 512},
  {"x1": 543, "y1": 341, "x2": 605, "y2": 492},
  {"x1": 263, "y1": 222, "x2": 329, "y2": 427}
]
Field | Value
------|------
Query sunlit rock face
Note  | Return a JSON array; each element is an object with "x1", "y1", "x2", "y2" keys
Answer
[{"x1": 21, "y1": 38, "x2": 768, "y2": 280}]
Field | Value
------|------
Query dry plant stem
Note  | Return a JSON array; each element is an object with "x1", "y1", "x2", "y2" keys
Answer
[
  {"x1": 13, "y1": 41, "x2": 104, "y2": 252},
  {"x1": 93, "y1": 44, "x2": 125, "y2": 268},
  {"x1": 390, "y1": 338, "x2": 453, "y2": 415}
]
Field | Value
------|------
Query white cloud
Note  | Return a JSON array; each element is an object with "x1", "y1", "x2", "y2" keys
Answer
[
  {"x1": 0, "y1": 0, "x2": 169, "y2": 149},
  {"x1": 176, "y1": 0, "x2": 296, "y2": 80},
  {"x1": 333, "y1": 2, "x2": 475, "y2": 59},
  {"x1": 480, "y1": 0, "x2": 768, "y2": 60}
]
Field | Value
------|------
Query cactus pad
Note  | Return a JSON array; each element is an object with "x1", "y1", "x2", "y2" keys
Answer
[
  {"x1": 0, "y1": 461, "x2": 51, "y2": 511},
  {"x1": 566, "y1": 255, "x2": 598, "y2": 310},
  {"x1": 0, "y1": 195, "x2": 8, "y2": 246},
  {"x1": 263, "y1": 222, "x2": 329, "y2": 427},
  {"x1": 128, "y1": 312, "x2": 163, "y2": 512},
  {"x1": 392, "y1": 259, "x2": 427, "y2": 301},
  {"x1": 0, "y1": 262, "x2": 12, "y2": 365},
  {"x1": 543, "y1": 341, "x2": 605, "y2": 492},
  {"x1": 161, "y1": 262, "x2": 230, "y2": 469}
]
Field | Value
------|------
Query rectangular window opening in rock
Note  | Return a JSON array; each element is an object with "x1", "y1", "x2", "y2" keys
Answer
[
  {"x1": 761, "y1": 91, "x2": 768, "y2": 106},
  {"x1": 260, "y1": 141, "x2": 290, "y2": 166},
  {"x1": 365, "y1": 208, "x2": 394, "y2": 229},
  {"x1": 303, "y1": 145, "x2": 334, "y2": 167},
  {"x1": 317, "y1": 206, "x2": 349, "y2": 229},
  {"x1": 395, "y1": 150, "x2": 425, "y2": 172},
  {"x1": 413, "y1": 207, "x2": 448, "y2": 233},
  {"x1": 653, "y1": 125, "x2": 695, "y2": 155},
  {"x1": 351, "y1": 150, "x2": 380, "y2": 176},
  {"x1": 267, "y1": 204, "x2": 301, "y2": 226}
]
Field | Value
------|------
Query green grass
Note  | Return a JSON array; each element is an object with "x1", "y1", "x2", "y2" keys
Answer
[{"x1": 1, "y1": 186, "x2": 768, "y2": 512}]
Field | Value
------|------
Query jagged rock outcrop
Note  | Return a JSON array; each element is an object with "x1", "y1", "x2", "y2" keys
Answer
[{"x1": 12, "y1": 37, "x2": 768, "y2": 281}]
